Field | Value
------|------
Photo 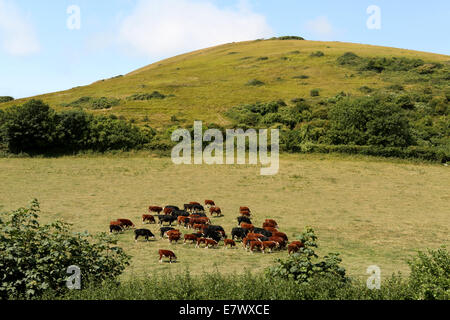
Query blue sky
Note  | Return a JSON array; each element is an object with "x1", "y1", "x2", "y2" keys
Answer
[{"x1": 0, "y1": 0, "x2": 449, "y2": 99}]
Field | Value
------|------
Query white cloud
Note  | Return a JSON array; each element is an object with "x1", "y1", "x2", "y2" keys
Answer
[
  {"x1": 0, "y1": 0, "x2": 40, "y2": 56},
  {"x1": 118, "y1": 0, "x2": 273, "y2": 58},
  {"x1": 304, "y1": 16, "x2": 334, "y2": 40}
]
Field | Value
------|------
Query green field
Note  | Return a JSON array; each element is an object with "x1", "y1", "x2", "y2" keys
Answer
[{"x1": 1, "y1": 153, "x2": 448, "y2": 280}]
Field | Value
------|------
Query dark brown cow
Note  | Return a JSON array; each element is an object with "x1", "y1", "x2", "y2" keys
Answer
[
  {"x1": 240, "y1": 210, "x2": 251, "y2": 217},
  {"x1": 143, "y1": 214, "x2": 156, "y2": 224},
  {"x1": 195, "y1": 237, "x2": 207, "y2": 248},
  {"x1": 163, "y1": 207, "x2": 173, "y2": 215},
  {"x1": 262, "y1": 221, "x2": 277, "y2": 228},
  {"x1": 205, "y1": 200, "x2": 215, "y2": 207},
  {"x1": 247, "y1": 233, "x2": 265, "y2": 239},
  {"x1": 240, "y1": 223, "x2": 254, "y2": 232},
  {"x1": 166, "y1": 229, "x2": 181, "y2": 238},
  {"x1": 240, "y1": 207, "x2": 250, "y2": 212},
  {"x1": 149, "y1": 206, "x2": 163, "y2": 214},
  {"x1": 261, "y1": 241, "x2": 278, "y2": 253},
  {"x1": 159, "y1": 250, "x2": 177, "y2": 263},
  {"x1": 177, "y1": 216, "x2": 188, "y2": 226},
  {"x1": 193, "y1": 224, "x2": 204, "y2": 231},
  {"x1": 269, "y1": 236, "x2": 287, "y2": 249},
  {"x1": 288, "y1": 243, "x2": 300, "y2": 255},
  {"x1": 264, "y1": 226, "x2": 278, "y2": 233},
  {"x1": 265, "y1": 219, "x2": 278, "y2": 228},
  {"x1": 290, "y1": 241, "x2": 305, "y2": 249},
  {"x1": 117, "y1": 219, "x2": 135, "y2": 228},
  {"x1": 168, "y1": 233, "x2": 181, "y2": 244},
  {"x1": 209, "y1": 207, "x2": 222, "y2": 216},
  {"x1": 249, "y1": 241, "x2": 263, "y2": 253},
  {"x1": 183, "y1": 234, "x2": 199, "y2": 244},
  {"x1": 242, "y1": 235, "x2": 261, "y2": 248},
  {"x1": 223, "y1": 239, "x2": 236, "y2": 249}
]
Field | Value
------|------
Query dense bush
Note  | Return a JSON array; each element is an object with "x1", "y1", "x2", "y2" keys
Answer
[
  {"x1": 0, "y1": 200, "x2": 130, "y2": 299},
  {"x1": 246, "y1": 79, "x2": 265, "y2": 86},
  {"x1": 62, "y1": 96, "x2": 120, "y2": 110},
  {"x1": 0, "y1": 96, "x2": 14, "y2": 103},
  {"x1": 266, "y1": 227, "x2": 347, "y2": 284},
  {"x1": 310, "y1": 51, "x2": 325, "y2": 57},
  {"x1": 272, "y1": 36, "x2": 305, "y2": 41},
  {"x1": 310, "y1": 89, "x2": 320, "y2": 97},
  {"x1": 127, "y1": 91, "x2": 166, "y2": 101},
  {"x1": 0, "y1": 100, "x2": 152, "y2": 154},
  {"x1": 408, "y1": 246, "x2": 450, "y2": 300}
]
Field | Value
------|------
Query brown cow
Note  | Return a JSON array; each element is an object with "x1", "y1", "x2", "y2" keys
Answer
[
  {"x1": 149, "y1": 206, "x2": 163, "y2": 214},
  {"x1": 290, "y1": 241, "x2": 305, "y2": 249},
  {"x1": 204, "y1": 239, "x2": 218, "y2": 249},
  {"x1": 262, "y1": 221, "x2": 277, "y2": 229},
  {"x1": 240, "y1": 207, "x2": 250, "y2": 212},
  {"x1": 183, "y1": 234, "x2": 199, "y2": 244},
  {"x1": 261, "y1": 241, "x2": 278, "y2": 253},
  {"x1": 159, "y1": 250, "x2": 177, "y2": 263},
  {"x1": 205, "y1": 200, "x2": 215, "y2": 207},
  {"x1": 242, "y1": 235, "x2": 261, "y2": 248},
  {"x1": 265, "y1": 219, "x2": 278, "y2": 228},
  {"x1": 240, "y1": 210, "x2": 251, "y2": 217},
  {"x1": 288, "y1": 243, "x2": 301, "y2": 255},
  {"x1": 168, "y1": 233, "x2": 181, "y2": 244},
  {"x1": 264, "y1": 227, "x2": 278, "y2": 233},
  {"x1": 189, "y1": 202, "x2": 201, "y2": 205},
  {"x1": 247, "y1": 233, "x2": 265, "y2": 239},
  {"x1": 109, "y1": 221, "x2": 123, "y2": 233},
  {"x1": 249, "y1": 241, "x2": 263, "y2": 253},
  {"x1": 143, "y1": 214, "x2": 156, "y2": 224},
  {"x1": 240, "y1": 223, "x2": 255, "y2": 232},
  {"x1": 166, "y1": 229, "x2": 181, "y2": 238},
  {"x1": 271, "y1": 232, "x2": 288, "y2": 241},
  {"x1": 223, "y1": 239, "x2": 236, "y2": 249},
  {"x1": 117, "y1": 219, "x2": 135, "y2": 229},
  {"x1": 269, "y1": 236, "x2": 287, "y2": 249},
  {"x1": 163, "y1": 207, "x2": 173, "y2": 215},
  {"x1": 193, "y1": 224, "x2": 204, "y2": 231},
  {"x1": 177, "y1": 216, "x2": 188, "y2": 226},
  {"x1": 195, "y1": 237, "x2": 207, "y2": 248},
  {"x1": 209, "y1": 207, "x2": 222, "y2": 217}
]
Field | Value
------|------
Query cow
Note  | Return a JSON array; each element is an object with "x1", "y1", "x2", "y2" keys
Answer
[
  {"x1": 261, "y1": 241, "x2": 278, "y2": 253},
  {"x1": 253, "y1": 228, "x2": 272, "y2": 238},
  {"x1": 195, "y1": 237, "x2": 207, "y2": 248},
  {"x1": 159, "y1": 250, "x2": 177, "y2": 263},
  {"x1": 205, "y1": 200, "x2": 215, "y2": 207},
  {"x1": 193, "y1": 224, "x2": 205, "y2": 232},
  {"x1": 134, "y1": 229, "x2": 155, "y2": 242},
  {"x1": 240, "y1": 207, "x2": 250, "y2": 212},
  {"x1": 171, "y1": 210, "x2": 189, "y2": 218},
  {"x1": 231, "y1": 227, "x2": 249, "y2": 241},
  {"x1": 209, "y1": 207, "x2": 222, "y2": 217},
  {"x1": 288, "y1": 243, "x2": 301, "y2": 255},
  {"x1": 263, "y1": 221, "x2": 277, "y2": 229},
  {"x1": 142, "y1": 214, "x2": 156, "y2": 224},
  {"x1": 160, "y1": 227, "x2": 175, "y2": 238},
  {"x1": 149, "y1": 206, "x2": 163, "y2": 214},
  {"x1": 264, "y1": 227, "x2": 278, "y2": 234},
  {"x1": 269, "y1": 236, "x2": 287, "y2": 249},
  {"x1": 265, "y1": 219, "x2": 279, "y2": 228},
  {"x1": 168, "y1": 233, "x2": 181, "y2": 244},
  {"x1": 247, "y1": 233, "x2": 265, "y2": 239},
  {"x1": 163, "y1": 207, "x2": 173, "y2": 215},
  {"x1": 290, "y1": 241, "x2": 305, "y2": 249},
  {"x1": 242, "y1": 236, "x2": 262, "y2": 249},
  {"x1": 183, "y1": 234, "x2": 199, "y2": 244},
  {"x1": 190, "y1": 202, "x2": 201, "y2": 205},
  {"x1": 240, "y1": 223, "x2": 254, "y2": 232},
  {"x1": 184, "y1": 204, "x2": 195, "y2": 212},
  {"x1": 204, "y1": 239, "x2": 218, "y2": 249},
  {"x1": 223, "y1": 239, "x2": 236, "y2": 249},
  {"x1": 158, "y1": 215, "x2": 177, "y2": 226},
  {"x1": 237, "y1": 216, "x2": 252, "y2": 225},
  {"x1": 202, "y1": 229, "x2": 222, "y2": 242},
  {"x1": 240, "y1": 210, "x2": 251, "y2": 217},
  {"x1": 117, "y1": 219, "x2": 135, "y2": 229},
  {"x1": 165, "y1": 205, "x2": 180, "y2": 211},
  {"x1": 192, "y1": 204, "x2": 205, "y2": 213},
  {"x1": 249, "y1": 241, "x2": 263, "y2": 253},
  {"x1": 272, "y1": 232, "x2": 288, "y2": 241},
  {"x1": 110, "y1": 224, "x2": 123, "y2": 233}
]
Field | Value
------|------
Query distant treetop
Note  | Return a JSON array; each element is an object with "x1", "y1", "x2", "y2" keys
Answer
[{"x1": 269, "y1": 36, "x2": 305, "y2": 41}]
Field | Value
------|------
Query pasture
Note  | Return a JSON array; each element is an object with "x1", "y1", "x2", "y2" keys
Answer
[{"x1": 0, "y1": 153, "x2": 448, "y2": 280}]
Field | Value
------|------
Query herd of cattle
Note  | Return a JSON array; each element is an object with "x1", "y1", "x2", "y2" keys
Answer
[{"x1": 109, "y1": 200, "x2": 305, "y2": 263}]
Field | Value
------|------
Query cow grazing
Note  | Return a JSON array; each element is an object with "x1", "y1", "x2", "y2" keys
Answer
[
  {"x1": 249, "y1": 241, "x2": 263, "y2": 253},
  {"x1": 272, "y1": 232, "x2": 288, "y2": 241},
  {"x1": 117, "y1": 219, "x2": 135, "y2": 229},
  {"x1": 195, "y1": 237, "x2": 207, "y2": 248},
  {"x1": 168, "y1": 233, "x2": 181, "y2": 244},
  {"x1": 290, "y1": 241, "x2": 305, "y2": 249},
  {"x1": 158, "y1": 215, "x2": 177, "y2": 226},
  {"x1": 269, "y1": 236, "x2": 286, "y2": 249},
  {"x1": 237, "y1": 216, "x2": 252, "y2": 225},
  {"x1": 253, "y1": 227, "x2": 272, "y2": 238},
  {"x1": 264, "y1": 227, "x2": 278, "y2": 234},
  {"x1": 205, "y1": 200, "x2": 215, "y2": 207},
  {"x1": 263, "y1": 221, "x2": 277, "y2": 229},
  {"x1": 202, "y1": 229, "x2": 222, "y2": 242},
  {"x1": 149, "y1": 206, "x2": 163, "y2": 214},
  {"x1": 160, "y1": 227, "x2": 175, "y2": 238},
  {"x1": 209, "y1": 207, "x2": 222, "y2": 217},
  {"x1": 163, "y1": 207, "x2": 173, "y2": 215},
  {"x1": 261, "y1": 241, "x2": 278, "y2": 253},
  {"x1": 159, "y1": 250, "x2": 177, "y2": 263},
  {"x1": 189, "y1": 202, "x2": 201, "y2": 205},
  {"x1": 134, "y1": 229, "x2": 155, "y2": 242},
  {"x1": 231, "y1": 227, "x2": 249, "y2": 241},
  {"x1": 142, "y1": 214, "x2": 156, "y2": 224},
  {"x1": 288, "y1": 243, "x2": 301, "y2": 255},
  {"x1": 247, "y1": 233, "x2": 265, "y2": 239},
  {"x1": 110, "y1": 224, "x2": 123, "y2": 233},
  {"x1": 265, "y1": 219, "x2": 278, "y2": 228},
  {"x1": 171, "y1": 210, "x2": 189, "y2": 218},
  {"x1": 224, "y1": 239, "x2": 236, "y2": 249},
  {"x1": 240, "y1": 207, "x2": 250, "y2": 212},
  {"x1": 183, "y1": 234, "x2": 199, "y2": 244},
  {"x1": 204, "y1": 239, "x2": 218, "y2": 249},
  {"x1": 240, "y1": 210, "x2": 251, "y2": 217}
]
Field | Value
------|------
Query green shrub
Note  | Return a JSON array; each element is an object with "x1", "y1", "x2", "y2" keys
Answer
[
  {"x1": 91, "y1": 97, "x2": 120, "y2": 110},
  {"x1": 337, "y1": 52, "x2": 361, "y2": 66},
  {"x1": 266, "y1": 227, "x2": 347, "y2": 284},
  {"x1": 408, "y1": 246, "x2": 450, "y2": 300},
  {"x1": 127, "y1": 91, "x2": 166, "y2": 101},
  {"x1": 0, "y1": 200, "x2": 130, "y2": 299},
  {"x1": 275, "y1": 36, "x2": 305, "y2": 40},
  {"x1": 310, "y1": 51, "x2": 325, "y2": 57},
  {"x1": 310, "y1": 89, "x2": 320, "y2": 97},
  {"x1": 256, "y1": 56, "x2": 269, "y2": 61},
  {"x1": 293, "y1": 75, "x2": 309, "y2": 79},
  {"x1": 246, "y1": 79, "x2": 265, "y2": 86},
  {"x1": 359, "y1": 86, "x2": 374, "y2": 94},
  {"x1": 0, "y1": 96, "x2": 14, "y2": 103}
]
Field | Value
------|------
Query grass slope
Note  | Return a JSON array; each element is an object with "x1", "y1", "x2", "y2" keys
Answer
[
  {"x1": 0, "y1": 153, "x2": 448, "y2": 280},
  {"x1": 1, "y1": 40, "x2": 449, "y2": 127}
]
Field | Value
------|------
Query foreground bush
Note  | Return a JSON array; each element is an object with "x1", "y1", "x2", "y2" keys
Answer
[{"x1": 0, "y1": 200, "x2": 131, "y2": 300}]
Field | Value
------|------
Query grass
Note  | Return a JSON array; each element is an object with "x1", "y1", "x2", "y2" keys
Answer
[
  {"x1": 1, "y1": 40, "x2": 448, "y2": 128},
  {"x1": 0, "y1": 152, "x2": 448, "y2": 281}
]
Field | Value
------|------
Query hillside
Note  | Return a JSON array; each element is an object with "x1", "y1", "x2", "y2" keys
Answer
[{"x1": 1, "y1": 39, "x2": 449, "y2": 127}]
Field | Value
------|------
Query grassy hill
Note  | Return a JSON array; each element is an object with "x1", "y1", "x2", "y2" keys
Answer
[{"x1": 1, "y1": 39, "x2": 449, "y2": 127}]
